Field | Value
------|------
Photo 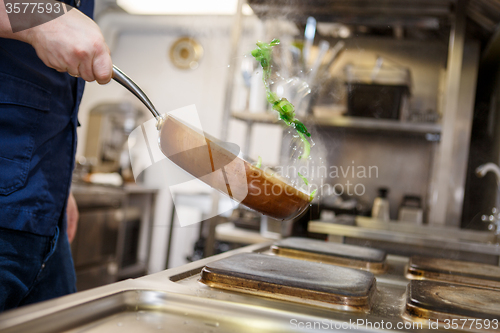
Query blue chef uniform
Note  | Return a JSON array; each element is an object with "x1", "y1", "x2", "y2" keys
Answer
[{"x1": 0, "y1": 0, "x2": 94, "y2": 311}]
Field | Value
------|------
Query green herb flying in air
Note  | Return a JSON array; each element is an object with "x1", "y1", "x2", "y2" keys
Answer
[
  {"x1": 298, "y1": 172, "x2": 309, "y2": 186},
  {"x1": 255, "y1": 156, "x2": 262, "y2": 169},
  {"x1": 310, "y1": 189, "x2": 317, "y2": 201},
  {"x1": 299, "y1": 172, "x2": 317, "y2": 201},
  {"x1": 251, "y1": 39, "x2": 311, "y2": 160}
]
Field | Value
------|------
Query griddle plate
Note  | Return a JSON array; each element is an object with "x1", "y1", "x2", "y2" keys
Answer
[
  {"x1": 200, "y1": 253, "x2": 376, "y2": 311},
  {"x1": 273, "y1": 237, "x2": 387, "y2": 263},
  {"x1": 408, "y1": 256, "x2": 500, "y2": 282},
  {"x1": 407, "y1": 280, "x2": 500, "y2": 320}
]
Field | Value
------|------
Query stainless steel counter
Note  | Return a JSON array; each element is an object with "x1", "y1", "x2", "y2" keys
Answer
[
  {"x1": 0, "y1": 242, "x2": 437, "y2": 333},
  {"x1": 309, "y1": 216, "x2": 500, "y2": 265}
]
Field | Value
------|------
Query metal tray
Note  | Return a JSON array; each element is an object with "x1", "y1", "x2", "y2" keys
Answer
[{"x1": 0, "y1": 289, "x2": 343, "y2": 333}]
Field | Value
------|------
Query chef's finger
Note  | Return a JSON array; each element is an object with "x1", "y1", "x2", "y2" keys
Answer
[
  {"x1": 93, "y1": 48, "x2": 112, "y2": 85},
  {"x1": 78, "y1": 61, "x2": 95, "y2": 82}
]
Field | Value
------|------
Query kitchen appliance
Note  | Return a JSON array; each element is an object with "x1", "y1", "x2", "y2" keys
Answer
[
  {"x1": 161, "y1": 241, "x2": 500, "y2": 329},
  {"x1": 199, "y1": 252, "x2": 377, "y2": 311},
  {"x1": 2, "y1": 239, "x2": 500, "y2": 332},
  {"x1": 84, "y1": 102, "x2": 142, "y2": 174},
  {"x1": 229, "y1": 206, "x2": 294, "y2": 237},
  {"x1": 229, "y1": 206, "x2": 261, "y2": 231},
  {"x1": 196, "y1": 241, "x2": 500, "y2": 329},
  {"x1": 70, "y1": 185, "x2": 123, "y2": 291},
  {"x1": 112, "y1": 66, "x2": 312, "y2": 220},
  {"x1": 345, "y1": 62, "x2": 411, "y2": 120},
  {"x1": 270, "y1": 237, "x2": 387, "y2": 273},
  {"x1": 398, "y1": 195, "x2": 424, "y2": 224},
  {"x1": 71, "y1": 184, "x2": 156, "y2": 291}
]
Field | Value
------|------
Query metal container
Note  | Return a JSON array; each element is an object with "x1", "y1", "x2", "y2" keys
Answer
[{"x1": 345, "y1": 63, "x2": 411, "y2": 120}]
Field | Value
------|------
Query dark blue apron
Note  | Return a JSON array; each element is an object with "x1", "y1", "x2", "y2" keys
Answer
[{"x1": 0, "y1": 0, "x2": 94, "y2": 236}]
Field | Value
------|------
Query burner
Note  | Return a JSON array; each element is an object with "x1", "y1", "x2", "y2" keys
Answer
[
  {"x1": 407, "y1": 256, "x2": 500, "y2": 289},
  {"x1": 270, "y1": 237, "x2": 387, "y2": 273},
  {"x1": 200, "y1": 253, "x2": 376, "y2": 311},
  {"x1": 406, "y1": 280, "x2": 500, "y2": 323}
]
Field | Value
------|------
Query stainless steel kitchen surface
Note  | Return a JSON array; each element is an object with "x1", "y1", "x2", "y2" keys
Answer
[
  {"x1": 1, "y1": 239, "x2": 499, "y2": 333},
  {"x1": 0, "y1": 243, "x2": 415, "y2": 333}
]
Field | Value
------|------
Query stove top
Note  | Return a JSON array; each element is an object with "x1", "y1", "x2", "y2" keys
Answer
[
  {"x1": 200, "y1": 252, "x2": 376, "y2": 311},
  {"x1": 406, "y1": 280, "x2": 500, "y2": 322},
  {"x1": 166, "y1": 239, "x2": 500, "y2": 332},
  {"x1": 196, "y1": 240, "x2": 500, "y2": 331},
  {"x1": 3, "y1": 239, "x2": 500, "y2": 333},
  {"x1": 271, "y1": 237, "x2": 387, "y2": 273}
]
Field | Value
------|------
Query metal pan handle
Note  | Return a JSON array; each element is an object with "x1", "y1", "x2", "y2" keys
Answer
[{"x1": 112, "y1": 65, "x2": 161, "y2": 120}]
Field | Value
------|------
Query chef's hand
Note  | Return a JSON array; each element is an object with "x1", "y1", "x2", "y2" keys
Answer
[
  {"x1": 0, "y1": 1, "x2": 112, "y2": 84},
  {"x1": 66, "y1": 192, "x2": 79, "y2": 244},
  {"x1": 28, "y1": 7, "x2": 112, "y2": 84}
]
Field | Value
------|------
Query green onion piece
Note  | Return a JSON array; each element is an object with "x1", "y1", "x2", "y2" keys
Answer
[
  {"x1": 310, "y1": 189, "x2": 317, "y2": 201},
  {"x1": 256, "y1": 156, "x2": 262, "y2": 169},
  {"x1": 270, "y1": 38, "x2": 280, "y2": 46},
  {"x1": 297, "y1": 132, "x2": 310, "y2": 160},
  {"x1": 267, "y1": 91, "x2": 279, "y2": 104},
  {"x1": 293, "y1": 119, "x2": 311, "y2": 137},
  {"x1": 298, "y1": 172, "x2": 309, "y2": 186}
]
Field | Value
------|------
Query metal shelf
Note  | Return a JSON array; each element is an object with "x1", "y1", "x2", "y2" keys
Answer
[
  {"x1": 232, "y1": 111, "x2": 442, "y2": 138},
  {"x1": 308, "y1": 218, "x2": 500, "y2": 257},
  {"x1": 247, "y1": 0, "x2": 452, "y2": 28},
  {"x1": 248, "y1": 0, "x2": 500, "y2": 40}
]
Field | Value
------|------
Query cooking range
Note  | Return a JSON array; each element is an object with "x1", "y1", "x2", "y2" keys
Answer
[
  {"x1": 167, "y1": 238, "x2": 500, "y2": 332},
  {"x1": 186, "y1": 238, "x2": 500, "y2": 330},
  {"x1": 1, "y1": 238, "x2": 499, "y2": 333}
]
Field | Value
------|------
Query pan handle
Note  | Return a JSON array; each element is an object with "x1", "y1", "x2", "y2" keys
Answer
[{"x1": 112, "y1": 65, "x2": 161, "y2": 120}]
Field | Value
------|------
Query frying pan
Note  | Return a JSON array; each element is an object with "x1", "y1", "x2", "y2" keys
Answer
[{"x1": 112, "y1": 65, "x2": 311, "y2": 220}]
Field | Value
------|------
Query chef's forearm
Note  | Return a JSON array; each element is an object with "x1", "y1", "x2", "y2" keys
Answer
[{"x1": 0, "y1": 0, "x2": 31, "y2": 42}]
